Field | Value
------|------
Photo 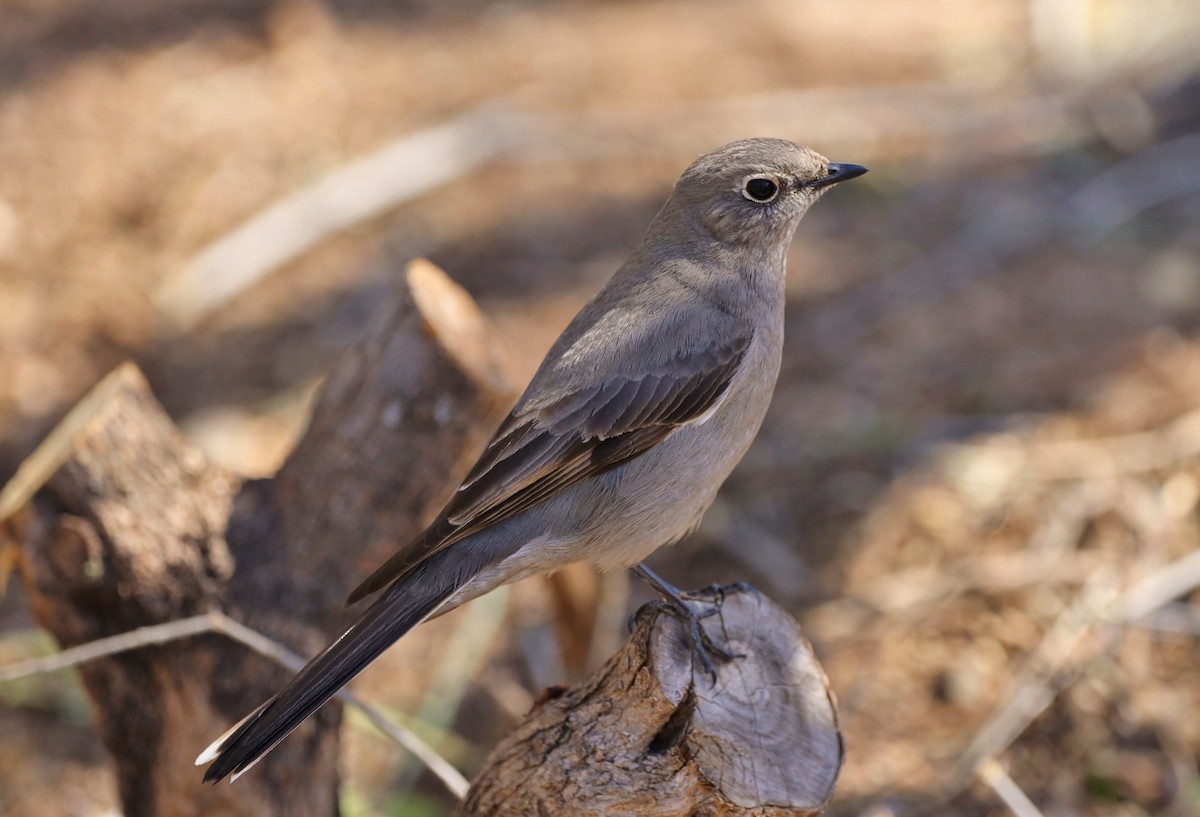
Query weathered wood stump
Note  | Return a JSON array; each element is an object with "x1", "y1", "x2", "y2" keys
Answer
[
  {"x1": 458, "y1": 589, "x2": 842, "y2": 817},
  {"x1": 0, "y1": 260, "x2": 513, "y2": 817}
]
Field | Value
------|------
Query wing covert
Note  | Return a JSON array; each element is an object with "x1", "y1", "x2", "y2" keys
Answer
[{"x1": 346, "y1": 327, "x2": 752, "y2": 605}]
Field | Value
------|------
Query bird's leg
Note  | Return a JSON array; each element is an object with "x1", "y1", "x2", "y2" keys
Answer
[{"x1": 632, "y1": 564, "x2": 741, "y2": 681}]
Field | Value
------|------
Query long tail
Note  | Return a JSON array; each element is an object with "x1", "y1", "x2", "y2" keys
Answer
[{"x1": 197, "y1": 546, "x2": 491, "y2": 783}]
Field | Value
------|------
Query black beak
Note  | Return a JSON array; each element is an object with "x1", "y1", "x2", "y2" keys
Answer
[{"x1": 811, "y1": 162, "x2": 869, "y2": 189}]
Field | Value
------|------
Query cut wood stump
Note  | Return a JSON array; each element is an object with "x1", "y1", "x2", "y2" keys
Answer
[{"x1": 457, "y1": 588, "x2": 843, "y2": 817}]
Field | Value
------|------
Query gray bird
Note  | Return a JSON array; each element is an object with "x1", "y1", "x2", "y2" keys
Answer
[{"x1": 198, "y1": 138, "x2": 867, "y2": 782}]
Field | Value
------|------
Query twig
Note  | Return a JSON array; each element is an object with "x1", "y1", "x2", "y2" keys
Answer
[
  {"x1": 1069, "y1": 132, "x2": 1200, "y2": 240},
  {"x1": 0, "y1": 614, "x2": 216, "y2": 683},
  {"x1": 156, "y1": 102, "x2": 527, "y2": 328},
  {"x1": 336, "y1": 690, "x2": 468, "y2": 799},
  {"x1": 0, "y1": 611, "x2": 470, "y2": 798},
  {"x1": 976, "y1": 759, "x2": 1047, "y2": 817},
  {"x1": 1118, "y1": 548, "x2": 1200, "y2": 622}
]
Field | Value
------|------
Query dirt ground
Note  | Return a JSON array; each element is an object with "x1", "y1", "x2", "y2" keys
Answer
[{"x1": 2, "y1": 1, "x2": 1200, "y2": 815}]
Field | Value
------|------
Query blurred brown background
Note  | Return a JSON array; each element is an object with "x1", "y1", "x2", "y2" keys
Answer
[{"x1": 2, "y1": 0, "x2": 1200, "y2": 815}]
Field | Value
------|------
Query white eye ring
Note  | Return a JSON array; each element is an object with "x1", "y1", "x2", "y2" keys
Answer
[{"x1": 742, "y1": 176, "x2": 780, "y2": 203}]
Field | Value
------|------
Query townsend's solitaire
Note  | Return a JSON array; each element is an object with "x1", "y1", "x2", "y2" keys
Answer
[{"x1": 199, "y1": 137, "x2": 867, "y2": 782}]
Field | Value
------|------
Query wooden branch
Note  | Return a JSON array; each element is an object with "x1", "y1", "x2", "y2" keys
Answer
[
  {"x1": 457, "y1": 587, "x2": 842, "y2": 817},
  {"x1": 0, "y1": 260, "x2": 512, "y2": 817}
]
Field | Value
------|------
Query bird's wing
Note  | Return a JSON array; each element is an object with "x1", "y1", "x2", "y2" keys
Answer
[{"x1": 346, "y1": 322, "x2": 753, "y2": 604}]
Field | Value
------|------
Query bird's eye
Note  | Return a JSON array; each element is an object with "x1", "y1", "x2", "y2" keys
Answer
[{"x1": 743, "y1": 177, "x2": 779, "y2": 203}]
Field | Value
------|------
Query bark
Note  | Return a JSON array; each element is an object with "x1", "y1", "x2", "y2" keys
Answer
[
  {"x1": 0, "y1": 260, "x2": 513, "y2": 817},
  {"x1": 457, "y1": 588, "x2": 843, "y2": 817}
]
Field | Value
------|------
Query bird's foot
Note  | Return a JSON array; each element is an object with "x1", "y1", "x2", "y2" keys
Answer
[
  {"x1": 630, "y1": 566, "x2": 752, "y2": 682},
  {"x1": 647, "y1": 596, "x2": 743, "y2": 684}
]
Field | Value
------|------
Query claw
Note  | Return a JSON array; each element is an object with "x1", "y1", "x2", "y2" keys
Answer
[
  {"x1": 648, "y1": 598, "x2": 740, "y2": 684},
  {"x1": 633, "y1": 598, "x2": 739, "y2": 682},
  {"x1": 632, "y1": 566, "x2": 752, "y2": 683}
]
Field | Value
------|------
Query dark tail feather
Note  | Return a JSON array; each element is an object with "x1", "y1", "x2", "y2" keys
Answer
[
  {"x1": 345, "y1": 526, "x2": 435, "y2": 606},
  {"x1": 198, "y1": 547, "x2": 487, "y2": 782}
]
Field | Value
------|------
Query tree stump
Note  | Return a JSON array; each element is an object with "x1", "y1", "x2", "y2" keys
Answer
[
  {"x1": 0, "y1": 260, "x2": 514, "y2": 817},
  {"x1": 458, "y1": 588, "x2": 842, "y2": 817}
]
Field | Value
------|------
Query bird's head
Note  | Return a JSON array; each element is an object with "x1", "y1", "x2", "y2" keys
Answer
[{"x1": 662, "y1": 138, "x2": 868, "y2": 248}]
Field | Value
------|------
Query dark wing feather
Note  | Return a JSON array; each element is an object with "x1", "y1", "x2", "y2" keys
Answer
[{"x1": 345, "y1": 330, "x2": 752, "y2": 605}]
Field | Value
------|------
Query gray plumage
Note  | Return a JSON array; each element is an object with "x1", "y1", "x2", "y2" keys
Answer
[{"x1": 199, "y1": 138, "x2": 867, "y2": 782}]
